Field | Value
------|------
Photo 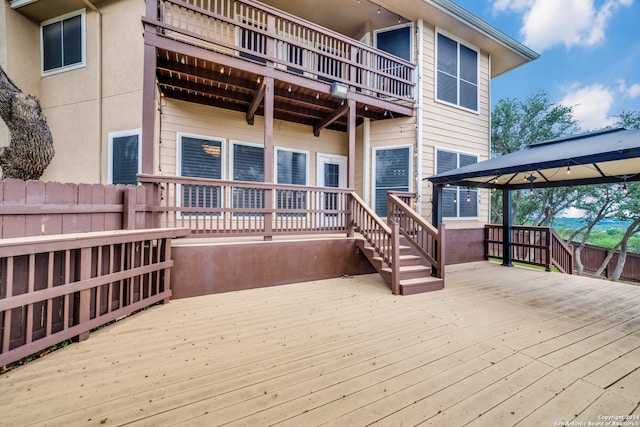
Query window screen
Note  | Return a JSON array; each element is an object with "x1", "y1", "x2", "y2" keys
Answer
[
  {"x1": 42, "y1": 13, "x2": 83, "y2": 73},
  {"x1": 112, "y1": 134, "x2": 139, "y2": 185},
  {"x1": 233, "y1": 144, "x2": 264, "y2": 212},
  {"x1": 376, "y1": 26, "x2": 411, "y2": 61},
  {"x1": 276, "y1": 150, "x2": 307, "y2": 214},
  {"x1": 436, "y1": 33, "x2": 478, "y2": 111},
  {"x1": 180, "y1": 137, "x2": 223, "y2": 212},
  {"x1": 375, "y1": 147, "x2": 410, "y2": 217},
  {"x1": 436, "y1": 149, "x2": 478, "y2": 218}
]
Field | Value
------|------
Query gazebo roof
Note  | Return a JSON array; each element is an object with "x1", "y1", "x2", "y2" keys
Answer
[{"x1": 428, "y1": 128, "x2": 640, "y2": 190}]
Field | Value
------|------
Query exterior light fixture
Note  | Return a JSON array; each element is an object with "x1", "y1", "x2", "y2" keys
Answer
[
  {"x1": 623, "y1": 183, "x2": 628, "y2": 195},
  {"x1": 466, "y1": 190, "x2": 471, "y2": 202},
  {"x1": 378, "y1": 5, "x2": 381, "y2": 14},
  {"x1": 330, "y1": 82, "x2": 349, "y2": 98},
  {"x1": 566, "y1": 165, "x2": 571, "y2": 174},
  {"x1": 287, "y1": 85, "x2": 292, "y2": 92}
]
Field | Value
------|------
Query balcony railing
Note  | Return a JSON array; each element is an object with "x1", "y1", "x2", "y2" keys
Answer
[
  {"x1": 138, "y1": 174, "x2": 352, "y2": 237},
  {"x1": 150, "y1": 0, "x2": 416, "y2": 102}
]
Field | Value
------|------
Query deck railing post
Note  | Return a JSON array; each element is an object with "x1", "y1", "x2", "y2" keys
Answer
[
  {"x1": 346, "y1": 193, "x2": 354, "y2": 237},
  {"x1": 391, "y1": 221, "x2": 400, "y2": 295},
  {"x1": 74, "y1": 247, "x2": 92, "y2": 342}
]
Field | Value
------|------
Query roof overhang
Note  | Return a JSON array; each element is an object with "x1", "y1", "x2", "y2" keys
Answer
[{"x1": 428, "y1": 128, "x2": 640, "y2": 190}]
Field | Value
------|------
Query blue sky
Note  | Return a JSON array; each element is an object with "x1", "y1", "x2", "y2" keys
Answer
[{"x1": 454, "y1": 0, "x2": 640, "y2": 131}]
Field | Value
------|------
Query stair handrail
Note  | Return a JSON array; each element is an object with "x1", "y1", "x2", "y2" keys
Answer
[
  {"x1": 387, "y1": 194, "x2": 445, "y2": 279},
  {"x1": 349, "y1": 192, "x2": 394, "y2": 267},
  {"x1": 550, "y1": 228, "x2": 574, "y2": 274}
]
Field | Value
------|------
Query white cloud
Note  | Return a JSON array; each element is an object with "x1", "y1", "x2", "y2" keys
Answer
[
  {"x1": 617, "y1": 80, "x2": 640, "y2": 98},
  {"x1": 491, "y1": 0, "x2": 633, "y2": 52},
  {"x1": 559, "y1": 84, "x2": 616, "y2": 130}
]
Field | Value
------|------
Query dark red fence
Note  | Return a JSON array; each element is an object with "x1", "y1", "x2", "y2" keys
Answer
[
  {"x1": 0, "y1": 179, "x2": 150, "y2": 238},
  {"x1": 573, "y1": 242, "x2": 640, "y2": 283}
]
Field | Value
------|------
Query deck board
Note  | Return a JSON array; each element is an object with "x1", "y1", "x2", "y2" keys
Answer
[{"x1": 2, "y1": 261, "x2": 640, "y2": 426}]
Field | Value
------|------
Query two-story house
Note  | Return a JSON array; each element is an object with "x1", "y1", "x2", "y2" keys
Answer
[{"x1": 1, "y1": 0, "x2": 537, "y2": 223}]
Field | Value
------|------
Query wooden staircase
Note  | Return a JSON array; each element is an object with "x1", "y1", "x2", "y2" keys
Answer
[
  {"x1": 350, "y1": 192, "x2": 445, "y2": 295},
  {"x1": 356, "y1": 238, "x2": 444, "y2": 295}
]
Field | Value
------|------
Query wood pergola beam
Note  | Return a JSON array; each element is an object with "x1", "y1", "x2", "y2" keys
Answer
[
  {"x1": 313, "y1": 103, "x2": 349, "y2": 137},
  {"x1": 246, "y1": 82, "x2": 266, "y2": 125}
]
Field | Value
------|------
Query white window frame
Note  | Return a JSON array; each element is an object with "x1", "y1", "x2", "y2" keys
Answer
[
  {"x1": 434, "y1": 29, "x2": 479, "y2": 113},
  {"x1": 373, "y1": 22, "x2": 414, "y2": 63},
  {"x1": 275, "y1": 147, "x2": 309, "y2": 186},
  {"x1": 41, "y1": 9, "x2": 87, "y2": 76},
  {"x1": 108, "y1": 129, "x2": 141, "y2": 185},
  {"x1": 435, "y1": 147, "x2": 479, "y2": 220},
  {"x1": 372, "y1": 144, "x2": 413, "y2": 218}
]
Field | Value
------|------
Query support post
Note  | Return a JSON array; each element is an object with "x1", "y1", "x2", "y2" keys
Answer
[
  {"x1": 347, "y1": 99, "x2": 356, "y2": 190},
  {"x1": 431, "y1": 184, "x2": 443, "y2": 277},
  {"x1": 502, "y1": 188, "x2": 513, "y2": 267},
  {"x1": 141, "y1": 42, "x2": 156, "y2": 175},
  {"x1": 391, "y1": 222, "x2": 400, "y2": 295},
  {"x1": 263, "y1": 76, "x2": 274, "y2": 241}
]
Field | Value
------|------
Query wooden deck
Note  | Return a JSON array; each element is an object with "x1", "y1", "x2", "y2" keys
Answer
[{"x1": 2, "y1": 262, "x2": 640, "y2": 426}]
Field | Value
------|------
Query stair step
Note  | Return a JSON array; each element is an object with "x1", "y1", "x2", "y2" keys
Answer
[
  {"x1": 400, "y1": 277, "x2": 444, "y2": 295},
  {"x1": 382, "y1": 264, "x2": 431, "y2": 280}
]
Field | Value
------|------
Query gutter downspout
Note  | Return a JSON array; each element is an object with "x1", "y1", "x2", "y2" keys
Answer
[
  {"x1": 81, "y1": 0, "x2": 102, "y2": 183},
  {"x1": 416, "y1": 19, "x2": 424, "y2": 215}
]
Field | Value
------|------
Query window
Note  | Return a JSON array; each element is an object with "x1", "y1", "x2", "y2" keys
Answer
[
  {"x1": 276, "y1": 149, "x2": 308, "y2": 214},
  {"x1": 109, "y1": 130, "x2": 140, "y2": 185},
  {"x1": 374, "y1": 146, "x2": 411, "y2": 217},
  {"x1": 436, "y1": 32, "x2": 478, "y2": 112},
  {"x1": 178, "y1": 135, "x2": 224, "y2": 213},
  {"x1": 41, "y1": 10, "x2": 85, "y2": 75},
  {"x1": 375, "y1": 25, "x2": 412, "y2": 62},
  {"x1": 231, "y1": 142, "x2": 264, "y2": 212},
  {"x1": 436, "y1": 149, "x2": 478, "y2": 218}
]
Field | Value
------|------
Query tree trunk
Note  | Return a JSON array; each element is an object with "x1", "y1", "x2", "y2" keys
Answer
[
  {"x1": 0, "y1": 65, "x2": 54, "y2": 180},
  {"x1": 610, "y1": 218, "x2": 640, "y2": 282}
]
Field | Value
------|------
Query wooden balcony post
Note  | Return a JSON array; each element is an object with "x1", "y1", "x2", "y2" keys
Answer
[
  {"x1": 123, "y1": 186, "x2": 137, "y2": 230},
  {"x1": 346, "y1": 193, "x2": 354, "y2": 237},
  {"x1": 264, "y1": 76, "x2": 274, "y2": 241},
  {"x1": 347, "y1": 99, "x2": 356, "y2": 189}
]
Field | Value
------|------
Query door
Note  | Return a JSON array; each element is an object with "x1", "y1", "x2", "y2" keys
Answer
[{"x1": 316, "y1": 154, "x2": 347, "y2": 227}]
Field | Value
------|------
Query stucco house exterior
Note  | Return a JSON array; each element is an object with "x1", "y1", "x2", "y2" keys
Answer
[{"x1": 0, "y1": 0, "x2": 538, "y2": 230}]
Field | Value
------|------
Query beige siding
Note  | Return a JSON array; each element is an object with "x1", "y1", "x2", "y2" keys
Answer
[
  {"x1": 419, "y1": 23, "x2": 491, "y2": 228},
  {"x1": 160, "y1": 99, "x2": 348, "y2": 186}
]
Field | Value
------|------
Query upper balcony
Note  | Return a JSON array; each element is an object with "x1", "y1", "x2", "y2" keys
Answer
[{"x1": 142, "y1": 0, "x2": 416, "y2": 133}]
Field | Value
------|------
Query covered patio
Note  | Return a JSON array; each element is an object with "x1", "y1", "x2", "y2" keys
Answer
[{"x1": 2, "y1": 262, "x2": 639, "y2": 426}]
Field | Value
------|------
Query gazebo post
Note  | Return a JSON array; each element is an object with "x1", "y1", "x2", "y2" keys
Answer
[
  {"x1": 502, "y1": 188, "x2": 513, "y2": 267},
  {"x1": 432, "y1": 184, "x2": 444, "y2": 277}
]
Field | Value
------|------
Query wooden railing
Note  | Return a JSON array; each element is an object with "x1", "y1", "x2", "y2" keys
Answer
[
  {"x1": 551, "y1": 228, "x2": 574, "y2": 274},
  {"x1": 350, "y1": 191, "x2": 393, "y2": 265},
  {"x1": 485, "y1": 224, "x2": 574, "y2": 273},
  {"x1": 138, "y1": 174, "x2": 352, "y2": 237},
  {"x1": 150, "y1": 0, "x2": 416, "y2": 101},
  {"x1": 0, "y1": 228, "x2": 188, "y2": 368},
  {"x1": 387, "y1": 194, "x2": 445, "y2": 280}
]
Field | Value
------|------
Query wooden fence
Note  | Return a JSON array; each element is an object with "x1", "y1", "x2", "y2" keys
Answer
[
  {"x1": 573, "y1": 242, "x2": 640, "y2": 283},
  {"x1": 0, "y1": 179, "x2": 150, "y2": 238},
  {"x1": 0, "y1": 179, "x2": 190, "y2": 368}
]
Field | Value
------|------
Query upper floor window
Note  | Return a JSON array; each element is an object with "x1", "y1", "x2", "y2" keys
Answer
[
  {"x1": 436, "y1": 32, "x2": 478, "y2": 112},
  {"x1": 436, "y1": 149, "x2": 478, "y2": 219},
  {"x1": 375, "y1": 25, "x2": 412, "y2": 62},
  {"x1": 41, "y1": 10, "x2": 86, "y2": 75}
]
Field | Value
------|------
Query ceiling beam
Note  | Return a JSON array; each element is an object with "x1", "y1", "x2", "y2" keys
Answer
[
  {"x1": 313, "y1": 103, "x2": 349, "y2": 137},
  {"x1": 246, "y1": 82, "x2": 266, "y2": 125}
]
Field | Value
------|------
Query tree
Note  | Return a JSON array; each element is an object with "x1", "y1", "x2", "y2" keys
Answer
[
  {"x1": 0, "y1": 65, "x2": 54, "y2": 180},
  {"x1": 491, "y1": 90, "x2": 578, "y2": 222}
]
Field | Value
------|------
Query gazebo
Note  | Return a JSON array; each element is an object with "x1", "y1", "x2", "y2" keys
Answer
[{"x1": 428, "y1": 127, "x2": 640, "y2": 266}]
